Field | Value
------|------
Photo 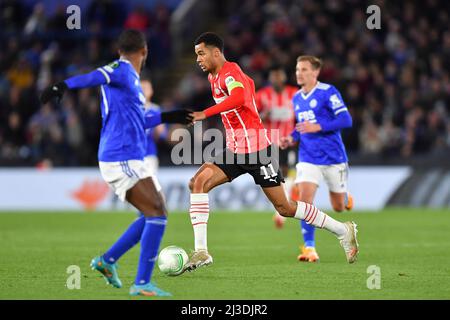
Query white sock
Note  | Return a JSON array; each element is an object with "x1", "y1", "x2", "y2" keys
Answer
[
  {"x1": 190, "y1": 193, "x2": 209, "y2": 251},
  {"x1": 294, "y1": 201, "x2": 347, "y2": 239}
]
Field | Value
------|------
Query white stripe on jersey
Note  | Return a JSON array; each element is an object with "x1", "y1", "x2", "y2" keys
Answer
[
  {"x1": 335, "y1": 108, "x2": 348, "y2": 115},
  {"x1": 252, "y1": 97, "x2": 271, "y2": 145},
  {"x1": 213, "y1": 96, "x2": 227, "y2": 104},
  {"x1": 97, "y1": 68, "x2": 111, "y2": 84},
  {"x1": 233, "y1": 109, "x2": 252, "y2": 153},
  {"x1": 223, "y1": 113, "x2": 237, "y2": 152},
  {"x1": 100, "y1": 85, "x2": 109, "y2": 116}
]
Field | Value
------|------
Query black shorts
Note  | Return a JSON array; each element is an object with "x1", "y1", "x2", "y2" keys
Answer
[{"x1": 210, "y1": 146, "x2": 285, "y2": 188}]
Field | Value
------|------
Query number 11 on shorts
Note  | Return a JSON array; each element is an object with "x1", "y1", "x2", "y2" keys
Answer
[{"x1": 261, "y1": 163, "x2": 277, "y2": 179}]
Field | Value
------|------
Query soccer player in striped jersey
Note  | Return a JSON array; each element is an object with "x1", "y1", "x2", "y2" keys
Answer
[
  {"x1": 185, "y1": 32, "x2": 359, "y2": 271},
  {"x1": 255, "y1": 66, "x2": 298, "y2": 228},
  {"x1": 280, "y1": 56, "x2": 354, "y2": 263},
  {"x1": 40, "y1": 29, "x2": 193, "y2": 296}
]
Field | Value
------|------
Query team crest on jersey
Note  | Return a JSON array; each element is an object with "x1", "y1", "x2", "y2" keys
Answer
[
  {"x1": 309, "y1": 99, "x2": 318, "y2": 108},
  {"x1": 214, "y1": 87, "x2": 221, "y2": 95}
]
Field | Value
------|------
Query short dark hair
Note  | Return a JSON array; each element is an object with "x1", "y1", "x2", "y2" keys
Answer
[
  {"x1": 118, "y1": 29, "x2": 146, "y2": 53},
  {"x1": 194, "y1": 32, "x2": 224, "y2": 52}
]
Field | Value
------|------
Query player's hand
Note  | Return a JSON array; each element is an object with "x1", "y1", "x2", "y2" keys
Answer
[
  {"x1": 192, "y1": 111, "x2": 206, "y2": 121},
  {"x1": 160, "y1": 109, "x2": 194, "y2": 124},
  {"x1": 40, "y1": 82, "x2": 68, "y2": 104},
  {"x1": 279, "y1": 136, "x2": 294, "y2": 149},
  {"x1": 296, "y1": 121, "x2": 322, "y2": 134}
]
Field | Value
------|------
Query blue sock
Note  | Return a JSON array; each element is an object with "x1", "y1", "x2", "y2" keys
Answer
[
  {"x1": 301, "y1": 219, "x2": 316, "y2": 248},
  {"x1": 135, "y1": 216, "x2": 167, "y2": 285},
  {"x1": 103, "y1": 214, "x2": 146, "y2": 263}
]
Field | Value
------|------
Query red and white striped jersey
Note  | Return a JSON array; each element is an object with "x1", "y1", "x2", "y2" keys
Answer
[
  {"x1": 255, "y1": 85, "x2": 298, "y2": 139},
  {"x1": 208, "y1": 61, "x2": 271, "y2": 154}
]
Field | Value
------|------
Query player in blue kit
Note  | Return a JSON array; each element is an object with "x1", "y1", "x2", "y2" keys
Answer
[
  {"x1": 281, "y1": 55, "x2": 354, "y2": 262},
  {"x1": 40, "y1": 29, "x2": 193, "y2": 296},
  {"x1": 140, "y1": 77, "x2": 167, "y2": 175}
]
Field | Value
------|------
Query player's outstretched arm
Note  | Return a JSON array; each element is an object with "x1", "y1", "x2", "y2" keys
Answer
[
  {"x1": 40, "y1": 69, "x2": 108, "y2": 104},
  {"x1": 194, "y1": 86, "x2": 245, "y2": 121},
  {"x1": 144, "y1": 109, "x2": 194, "y2": 129}
]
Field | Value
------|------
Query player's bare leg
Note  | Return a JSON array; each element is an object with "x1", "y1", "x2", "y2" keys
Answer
[
  {"x1": 126, "y1": 178, "x2": 167, "y2": 218},
  {"x1": 262, "y1": 185, "x2": 359, "y2": 263},
  {"x1": 273, "y1": 164, "x2": 290, "y2": 228},
  {"x1": 329, "y1": 191, "x2": 354, "y2": 211},
  {"x1": 185, "y1": 163, "x2": 229, "y2": 271}
]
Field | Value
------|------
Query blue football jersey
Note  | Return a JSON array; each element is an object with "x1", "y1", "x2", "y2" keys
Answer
[
  {"x1": 291, "y1": 82, "x2": 351, "y2": 165},
  {"x1": 96, "y1": 59, "x2": 147, "y2": 162}
]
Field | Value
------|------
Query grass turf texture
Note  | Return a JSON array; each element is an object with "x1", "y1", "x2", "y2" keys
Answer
[{"x1": 0, "y1": 208, "x2": 449, "y2": 299}]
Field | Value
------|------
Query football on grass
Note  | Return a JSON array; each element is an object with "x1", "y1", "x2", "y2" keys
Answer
[{"x1": 157, "y1": 245, "x2": 189, "y2": 276}]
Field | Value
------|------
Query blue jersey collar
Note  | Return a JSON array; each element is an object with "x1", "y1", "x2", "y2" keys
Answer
[{"x1": 300, "y1": 81, "x2": 320, "y2": 100}]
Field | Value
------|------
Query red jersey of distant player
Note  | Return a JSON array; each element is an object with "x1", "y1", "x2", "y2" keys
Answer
[
  {"x1": 208, "y1": 61, "x2": 271, "y2": 154},
  {"x1": 255, "y1": 84, "x2": 298, "y2": 140}
]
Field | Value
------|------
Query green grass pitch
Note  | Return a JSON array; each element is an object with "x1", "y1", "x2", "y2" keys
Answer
[{"x1": 0, "y1": 208, "x2": 449, "y2": 299}]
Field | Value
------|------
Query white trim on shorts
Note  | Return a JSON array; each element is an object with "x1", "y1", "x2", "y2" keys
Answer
[
  {"x1": 295, "y1": 162, "x2": 348, "y2": 193},
  {"x1": 99, "y1": 159, "x2": 162, "y2": 202}
]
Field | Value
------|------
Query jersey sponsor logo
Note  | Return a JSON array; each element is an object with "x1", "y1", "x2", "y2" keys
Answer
[
  {"x1": 297, "y1": 110, "x2": 316, "y2": 122},
  {"x1": 309, "y1": 99, "x2": 318, "y2": 108},
  {"x1": 330, "y1": 94, "x2": 343, "y2": 108}
]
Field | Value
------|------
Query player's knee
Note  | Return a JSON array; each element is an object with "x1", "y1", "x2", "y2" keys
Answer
[
  {"x1": 191, "y1": 172, "x2": 211, "y2": 193},
  {"x1": 142, "y1": 196, "x2": 166, "y2": 217},
  {"x1": 333, "y1": 203, "x2": 345, "y2": 212}
]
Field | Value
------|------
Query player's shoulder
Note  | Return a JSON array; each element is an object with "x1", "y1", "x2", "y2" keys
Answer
[
  {"x1": 256, "y1": 85, "x2": 271, "y2": 94},
  {"x1": 315, "y1": 82, "x2": 341, "y2": 99},
  {"x1": 316, "y1": 81, "x2": 333, "y2": 91},
  {"x1": 223, "y1": 61, "x2": 244, "y2": 77},
  {"x1": 101, "y1": 59, "x2": 126, "y2": 73},
  {"x1": 285, "y1": 85, "x2": 299, "y2": 94}
]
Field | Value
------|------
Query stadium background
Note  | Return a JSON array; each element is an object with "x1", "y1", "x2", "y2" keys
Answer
[{"x1": 0, "y1": 0, "x2": 449, "y2": 300}]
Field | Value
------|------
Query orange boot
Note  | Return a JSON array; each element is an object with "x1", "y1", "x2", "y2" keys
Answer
[
  {"x1": 297, "y1": 246, "x2": 320, "y2": 262},
  {"x1": 345, "y1": 192, "x2": 354, "y2": 211}
]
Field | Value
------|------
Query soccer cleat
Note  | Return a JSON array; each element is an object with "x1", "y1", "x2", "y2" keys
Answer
[
  {"x1": 345, "y1": 192, "x2": 354, "y2": 211},
  {"x1": 273, "y1": 212, "x2": 286, "y2": 229},
  {"x1": 129, "y1": 282, "x2": 172, "y2": 297},
  {"x1": 297, "y1": 246, "x2": 320, "y2": 262},
  {"x1": 339, "y1": 221, "x2": 359, "y2": 263},
  {"x1": 90, "y1": 256, "x2": 122, "y2": 288},
  {"x1": 183, "y1": 250, "x2": 213, "y2": 271}
]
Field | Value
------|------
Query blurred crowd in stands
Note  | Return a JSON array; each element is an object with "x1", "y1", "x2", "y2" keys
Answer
[
  {"x1": 176, "y1": 0, "x2": 450, "y2": 164},
  {"x1": 0, "y1": 0, "x2": 449, "y2": 167},
  {"x1": 0, "y1": 0, "x2": 178, "y2": 166}
]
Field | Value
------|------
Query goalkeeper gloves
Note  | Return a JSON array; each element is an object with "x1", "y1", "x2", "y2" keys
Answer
[
  {"x1": 40, "y1": 82, "x2": 68, "y2": 104},
  {"x1": 160, "y1": 110, "x2": 194, "y2": 124}
]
